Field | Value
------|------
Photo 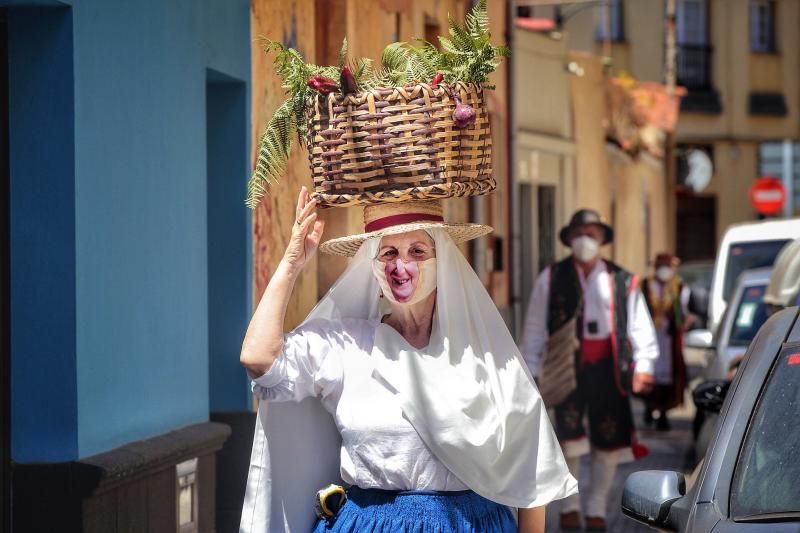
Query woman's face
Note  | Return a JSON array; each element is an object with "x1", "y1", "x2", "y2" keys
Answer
[{"x1": 376, "y1": 230, "x2": 436, "y2": 303}]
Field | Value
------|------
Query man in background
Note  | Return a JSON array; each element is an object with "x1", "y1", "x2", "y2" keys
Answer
[{"x1": 521, "y1": 209, "x2": 659, "y2": 531}]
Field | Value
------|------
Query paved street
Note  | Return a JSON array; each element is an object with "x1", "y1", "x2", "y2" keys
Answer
[{"x1": 545, "y1": 357, "x2": 705, "y2": 532}]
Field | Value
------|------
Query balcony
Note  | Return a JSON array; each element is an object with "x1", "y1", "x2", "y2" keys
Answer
[{"x1": 676, "y1": 44, "x2": 722, "y2": 114}]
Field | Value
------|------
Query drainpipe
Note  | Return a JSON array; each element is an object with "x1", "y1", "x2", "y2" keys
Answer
[
  {"x1": 783, "y1": 139, "x2": 794, "y2": 218},
  {"x1": 507, "y1": 0, "x2": 522, "y2": 338}
]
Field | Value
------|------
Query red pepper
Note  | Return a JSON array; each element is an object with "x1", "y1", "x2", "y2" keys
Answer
[
  {"x1": 431, "y1": 73, "x2": 444, "y2": 86},
  {"x1": 307, "y1": 74, "x2": 338, "y2": 95},
  {"x1": 340, "y1": 66, "x2": 358, "y2": 94}
]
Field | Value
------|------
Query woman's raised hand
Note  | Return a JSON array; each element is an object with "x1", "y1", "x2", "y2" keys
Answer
[
  {"x1": 241, "y1": 186, "x2": 324, "y2": 376},
  {"x1": 283, "y1": 186, "x2": 325, "y2": 273}
]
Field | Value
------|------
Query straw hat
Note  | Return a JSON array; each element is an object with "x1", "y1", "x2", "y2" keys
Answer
[{"x1": 319, "y1": 200, "x2": 493, "y2": 257}]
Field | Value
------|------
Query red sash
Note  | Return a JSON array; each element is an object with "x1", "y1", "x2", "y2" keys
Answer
[{"x1": 581, "y1": 338, "x2": 613, "y2": 366}]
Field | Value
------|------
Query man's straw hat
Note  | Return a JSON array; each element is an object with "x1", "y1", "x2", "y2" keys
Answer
[{"x1": 319, "y1": 200, "x2": 492, "y2": 257}]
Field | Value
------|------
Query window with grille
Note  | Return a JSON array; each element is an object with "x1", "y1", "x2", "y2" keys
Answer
[
  {"x1": 595, "y1": 0, "x2": 624, "y2": 41},
  {"x1": 676, "y1": 0, "x2": 711, "y2": 90},
  {"x1": 676, "y1": 0, "x2": 708, "y2": 45},
  {"x1": 750, "y1": 0, "x2": 776, "y2": 52}
]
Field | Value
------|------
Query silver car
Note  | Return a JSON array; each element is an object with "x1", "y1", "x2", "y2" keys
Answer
[
  {"x1": 687, "y1": 268, "x2": 772, "y2": 458},
  {"x1": 703, "y1": 268, "x2": 772, "y2": 381},
  {"x1": 622, "y1": 306, "x2": 800, "y2": 531}
]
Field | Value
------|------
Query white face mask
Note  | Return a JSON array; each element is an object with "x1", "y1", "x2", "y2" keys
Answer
[
  {"x1": 656, "y1": 266, "x2": 675, "y2": 282},
  {"x1": 571, "y1": 236, "x2": 600, "y2": 263},
  {"x1": 371, "y1": 258, "x2": 438, "y2": 305}
]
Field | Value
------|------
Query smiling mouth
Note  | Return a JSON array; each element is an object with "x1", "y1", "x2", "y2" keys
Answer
[{"x1": 392, "y1": 278, "x2": 411, "y2": 286}]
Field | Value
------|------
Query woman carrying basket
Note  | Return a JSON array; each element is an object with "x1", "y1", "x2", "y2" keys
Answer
[{"x1": 239, "y1": 188, "x2": 577, "y2": 532}]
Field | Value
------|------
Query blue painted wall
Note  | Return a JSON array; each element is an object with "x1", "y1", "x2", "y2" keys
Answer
[
  {"x1": 207, "y1": 74, "x2": 252, "y2": 412},
  {"x1": 9, "y1": 6, "x2": 77, "y2": 462},
  {"x1": 9, "y1": 0, "x2": 251, "y2": 461}
]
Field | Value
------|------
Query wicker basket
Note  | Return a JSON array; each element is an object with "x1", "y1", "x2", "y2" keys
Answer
[{"x1": 306, "y1": 82, "x2": 494, "y2": 208}]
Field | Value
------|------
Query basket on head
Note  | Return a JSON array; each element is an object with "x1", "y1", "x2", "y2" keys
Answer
[{"x1": 306, "y1": 81, "x2": 494, "y2": 208}]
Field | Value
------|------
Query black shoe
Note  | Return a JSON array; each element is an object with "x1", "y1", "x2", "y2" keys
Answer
[{"x1": 656, "y1": 413, "x2": 671, "y2": 431}]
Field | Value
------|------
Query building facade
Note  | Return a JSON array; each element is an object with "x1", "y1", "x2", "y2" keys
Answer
[
  {"x1": 3, "y1": 1, "x2": 252, "y2": 531},
  {"x1": 511, "y1": 19, "x2": 680, "y2": 325},
  {"x1": 562, "y1": 0, "x2": 800, "y2": 260}
]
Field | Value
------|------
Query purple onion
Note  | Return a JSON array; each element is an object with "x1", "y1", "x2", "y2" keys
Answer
[{"x1": 453, "y1": 100, "x2": 476, "y2": 129}]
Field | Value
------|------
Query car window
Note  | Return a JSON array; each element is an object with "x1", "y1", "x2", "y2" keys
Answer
[
  {"x1": 723, "y1": 240, "x2": 789, "y2": 301},
  {"x1": 731, "y1": 347, "x2": 800, "y2": 519},
  {"x1": 728, "y1": 285, "x2": 769, "y2": 346}
]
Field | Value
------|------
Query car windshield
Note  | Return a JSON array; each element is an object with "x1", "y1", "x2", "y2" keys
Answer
[
  {"x1": 731, "y1": 347, "x2": 800, "y2": 519},
  {"x1": 728, "y1": 284, "x2": 769, "y2": 346},
  {"x1": 723, "y1": 240, "x2": 789, "y2": 302}
]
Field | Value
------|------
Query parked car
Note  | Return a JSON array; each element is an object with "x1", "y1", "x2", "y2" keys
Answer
[
  {"x1": 678, "y1": 260, "x2": 714, "y2": 330},
  {"x1": 687, "y1": 218, "x2": 800, "y2": 358},
  {"x1": 706, "y1": 218, "x2": 798, "y2": 334},
  {"x1": 702, "y1": 268, "x2": 772, "y2": 381},
  {"x1": 678, "y1": 260, "x2": 714, "y2": 289},
  {"x1": 622, "y1": 306, "x2": 800, "y2": 532},
  {"x1": 708, "y1": 218, "x2": 800, "y2": 331},
  {"x1": 687, "y1": 268, "x2": 772, "y2": 458}
]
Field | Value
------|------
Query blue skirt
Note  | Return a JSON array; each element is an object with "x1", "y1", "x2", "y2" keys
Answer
[{"x1": 312, "y1": 487, "x2": 517, "y2": 533}]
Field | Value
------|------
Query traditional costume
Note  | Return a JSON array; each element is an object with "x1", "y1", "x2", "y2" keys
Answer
[
  {"x1": 639, "y1": 253, "x2": 689, "y2": 430},
  {"x1": 520, "y1": 209, "x2": 658, "y2": 528},
  {"x1": 241, "y1": 7, "x2": 578, "y2": 528},
  {"x1": 240, "y1": 202, "x2": 578, "y2": 532}
]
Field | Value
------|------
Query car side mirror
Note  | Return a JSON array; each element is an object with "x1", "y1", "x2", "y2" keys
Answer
[
  {"x1": 621, "y1": 470, "x2": 685, "y2": 530},
  {"x1": 693, "y1": 379, "x2": 730, "y2": 414},
  {"x1": 685, "y1": 329, "x2": 714, "y2": 349}
]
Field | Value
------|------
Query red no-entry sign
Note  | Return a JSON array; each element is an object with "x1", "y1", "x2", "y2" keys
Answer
[{"x1": 749, "y1": 176, "x2": 786, "y2": 215}]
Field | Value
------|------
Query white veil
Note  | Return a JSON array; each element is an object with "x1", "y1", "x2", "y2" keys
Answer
[{"x1": 240, "y1": 229, "x2": 576, "y2": 532}]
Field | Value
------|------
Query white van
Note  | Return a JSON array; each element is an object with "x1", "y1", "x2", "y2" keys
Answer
[{"x1": 707, "y1": 218, "x2": 800, "y2": 333}]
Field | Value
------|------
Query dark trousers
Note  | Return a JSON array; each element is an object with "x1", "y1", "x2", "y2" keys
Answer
[{"x1": 554, "y1": 340, "x2": 634, "y2": 450}]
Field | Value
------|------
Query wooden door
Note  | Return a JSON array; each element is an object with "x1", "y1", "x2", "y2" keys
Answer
[{"x1": 676, "y1": 193, "x2": 717, "y2": 261}]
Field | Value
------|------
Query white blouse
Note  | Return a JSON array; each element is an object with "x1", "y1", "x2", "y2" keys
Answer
[{"x1": 251, "y1": 318, "x2": 468, "y2": 492}]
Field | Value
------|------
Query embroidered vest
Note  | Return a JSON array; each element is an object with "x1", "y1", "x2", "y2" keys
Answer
[
  {"x1": 641, "y1": 277, "x2": 684, "y2": 335},
  {"x1": 547, "y1": 256, "x2": 637, "y2": 395}
]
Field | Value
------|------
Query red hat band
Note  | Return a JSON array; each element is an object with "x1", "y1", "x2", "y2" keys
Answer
[{"x1": 364, "y1": 213, "x2": 445, "y2": 233}]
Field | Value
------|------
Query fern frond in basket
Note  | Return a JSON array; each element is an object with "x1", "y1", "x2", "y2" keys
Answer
[
  {"x1": 436, "y1": 0, "x2": 509, "y2": 86},
  {"x1": 247, "y1": 0, "x2": 508, "y2": 208},
  {"x1": 247, "y1": 100, "x2": 293, "y2": 209},
  {"x1": 246, "y1": 40, "x2": 339, "y2": 208},
  {"x1": 361, "y1": 42, "x2": 429, "y2": 89}
]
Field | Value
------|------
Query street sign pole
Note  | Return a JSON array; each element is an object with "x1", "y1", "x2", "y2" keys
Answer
[{"x1": 783, "y1": 139, "x2": 794, "y2": 218}]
